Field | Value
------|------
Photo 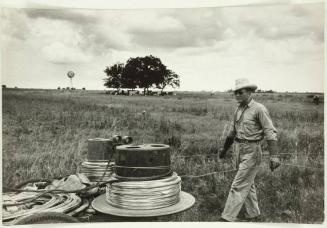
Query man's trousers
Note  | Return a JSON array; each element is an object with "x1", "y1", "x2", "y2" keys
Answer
[{"x1": 221, "y1": 141, "x2": 262, "y2": 222}]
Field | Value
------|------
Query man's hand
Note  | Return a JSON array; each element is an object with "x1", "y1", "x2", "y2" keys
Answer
[
  {"x1": 269, "y1": 156, "x2": 280, "y2": 172},
  {"x1": 267, "y1": 140, "x2": 280, "y2": 171}
]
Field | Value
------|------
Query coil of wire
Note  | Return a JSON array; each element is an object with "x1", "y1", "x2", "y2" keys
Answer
[
  {"x1": 106, "y1": 172, "x2": 181, "y2": 210},
  {"x1": 2, "y1": 192, "x2": 81, "y2": 222},
  {"x1": 81, "y1": 161, "x2": 114, "y2": 182}
]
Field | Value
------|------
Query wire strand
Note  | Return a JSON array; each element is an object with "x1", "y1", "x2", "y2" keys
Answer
[
  {"x1": 174, "y1": 152, "x2": 300, "y2": 159},
  {"x1": 180, "y1": 169, "x2": 237, "y2": 178},
  {"x1": 280, "y1": 163, "x2": 324, "y2": 170}
]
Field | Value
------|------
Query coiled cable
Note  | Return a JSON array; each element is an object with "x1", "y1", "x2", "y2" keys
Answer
[
  {"x1": 2, "y1": 192, "x2": 81, "y2": 221},
  {"x1": 81, "y1": 161, "x2": 114, "y2": 182},
  {"x1": 106, "y1": 172, "x2": 181, "y2": 210}
]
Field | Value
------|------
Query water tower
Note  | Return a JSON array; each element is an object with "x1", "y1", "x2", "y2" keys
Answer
[{"x1": 67, "y1": 71, "x2": 75, "y2": 89}]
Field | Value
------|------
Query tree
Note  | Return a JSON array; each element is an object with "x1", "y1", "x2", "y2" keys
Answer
[
  {"x1": 122, "y1": 55, "x2": 168, "y2": 93},
  {"x1": 103, "y1": 63, "x2": 124, "y2": 91},
  {"x1": 104, "y1": 55, "x2": 181, "y2": 93},
  {"x1": 156, "y1": 69, "x2": 180, "y2": 92},
  {"x1": 120, "y1": 58, "x2": 140, "y2": 90}
]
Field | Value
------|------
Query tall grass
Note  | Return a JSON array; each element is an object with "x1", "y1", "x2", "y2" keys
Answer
[{"x1": 2, "y1": 89, "x2": 324, "y2": 223}]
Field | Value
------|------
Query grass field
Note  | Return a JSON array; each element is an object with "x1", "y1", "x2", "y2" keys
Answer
[{"x1": 2, "y1": 89, "x2": 324, "y2": 223}]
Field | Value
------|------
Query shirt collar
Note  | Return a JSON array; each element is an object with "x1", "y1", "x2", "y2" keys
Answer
[
  {"x1": 239, "y1": 98, "x2": 254, "y2": 108},
  {"x1": 247, "y1": 98, "x2": 255, "y2": 107}
]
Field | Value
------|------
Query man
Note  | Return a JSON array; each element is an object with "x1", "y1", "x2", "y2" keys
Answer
[{"x1": 219, "y1": 78, "x2": 280, "y2": 222}]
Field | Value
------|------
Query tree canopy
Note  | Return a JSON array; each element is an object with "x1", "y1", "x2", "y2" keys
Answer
[
  {"x1": 103, "y1": 63, "x2": 124, "y2": 91},
  {"x1": 156, "y1": 69, "x2": 180, "y2": 92},
  {"x1": 104, "y1": 55, "x2": 180, "y2": 92}
]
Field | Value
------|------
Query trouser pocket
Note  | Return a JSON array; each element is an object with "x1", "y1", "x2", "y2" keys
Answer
[{"x1": 238, "y1": 143, "x2": 261, "y2": 170}]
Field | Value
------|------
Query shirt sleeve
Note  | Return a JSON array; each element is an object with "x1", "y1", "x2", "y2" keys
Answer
[{"x1": 257, "y1": 105, "x2": 277, "y2": 141}]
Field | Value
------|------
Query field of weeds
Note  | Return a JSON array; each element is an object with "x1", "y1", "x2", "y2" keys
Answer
[{"x1": 2, "y1": 89, "x2": 324, "y2": 223}]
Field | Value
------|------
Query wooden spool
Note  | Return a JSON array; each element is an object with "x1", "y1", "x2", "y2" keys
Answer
[
  {"x1": 115, "y1": 144, "x2": 170, "y2": 178},
  {"x1": 87, "y1": 138, "x2": 115, "y2": 161}
]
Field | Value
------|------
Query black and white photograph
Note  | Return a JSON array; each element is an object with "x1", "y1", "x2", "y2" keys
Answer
[{"x1": 1, "y1": 0, "x2": 325, "y2": 226}]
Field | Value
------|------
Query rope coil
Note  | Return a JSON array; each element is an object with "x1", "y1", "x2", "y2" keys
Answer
[
  {"x1": 106, "y1": 172, "x2": 181, "y2": 210},
  {"x1": 2, "y1": 192, "x2": 81, "y2": 221}
]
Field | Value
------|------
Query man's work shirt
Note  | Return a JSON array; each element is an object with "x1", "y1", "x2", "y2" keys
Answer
[{"x1": 227, "y1": 99, "x2": 277, "y2": 141}]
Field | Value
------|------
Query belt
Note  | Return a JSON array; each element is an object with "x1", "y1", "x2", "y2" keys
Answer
[{"x1": 235, "y1": 138, "x2": 261, "y2": 144}]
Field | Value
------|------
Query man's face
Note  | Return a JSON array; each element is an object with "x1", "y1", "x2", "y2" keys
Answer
[{"x1": 234, "y1": 89, "x2": 251, "y2": 104}]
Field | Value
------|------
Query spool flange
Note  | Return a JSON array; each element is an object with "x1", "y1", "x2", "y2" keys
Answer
[{"x1": 92, "y1": 191, "x2": 195, "y2": 217}]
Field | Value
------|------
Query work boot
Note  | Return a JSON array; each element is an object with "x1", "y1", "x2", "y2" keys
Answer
[
  {"x1": 218, "y1": 217, "x2": 230, "y2": 222},
  {"x1": 242, "y1": 215, "x2": 263, "y2": 222}
]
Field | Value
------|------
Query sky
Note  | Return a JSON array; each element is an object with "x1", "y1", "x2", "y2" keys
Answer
[{"x1": 1, "y1": 1, "x2": 324, "y2": 92}]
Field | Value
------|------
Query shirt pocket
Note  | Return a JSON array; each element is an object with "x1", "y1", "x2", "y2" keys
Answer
[
  {"x1": 243, "y1": 119, "x2": 256, "y2": 125},
  {"x1": 242, "y1": 120, "x2": 257, "y2": 134}
]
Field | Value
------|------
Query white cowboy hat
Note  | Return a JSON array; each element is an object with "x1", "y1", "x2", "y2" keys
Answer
[{"x1": 234, "y1": 78, "x2": 257, "y2": 91}]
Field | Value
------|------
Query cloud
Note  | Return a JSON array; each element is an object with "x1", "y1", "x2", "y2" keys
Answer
[
  {"x1": 226, "y1": 3, "x2": 324, "y2": 41},
  {"x1": 82, "y1": 14, "x2": 133, "y2": 53},
  {"x1": 117, "y1": 8, "x2": 228, "y2": 50},
  {"x1": 24, "y1": 8, "x2": 98, "y2": 25},
  {"x1": 3, "y1": 8, "x2": 110, "y2": 63},
  {"x1": 114, "y1": 11, "x2": 191, "y2": 49},
  {"x1": 23, "y1": 9, "x2": 133, "y2": 56},
  {"x1": 127, "y1": 13, "x2": 186, "y2": 33},
  {"x1": 1, "y1": 9, "x2": 30, "y2": 40},
  {"x1": 12, "y1": 16, "x2": 101, "y2": 65},
  {"x1": 42, "y1": 42, "x2": 92, "y2": 64}
]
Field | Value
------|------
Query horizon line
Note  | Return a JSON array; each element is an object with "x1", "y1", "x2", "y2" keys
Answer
[{"x1": 2, "y1": 87, "x2": 324, "y2": 94}]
